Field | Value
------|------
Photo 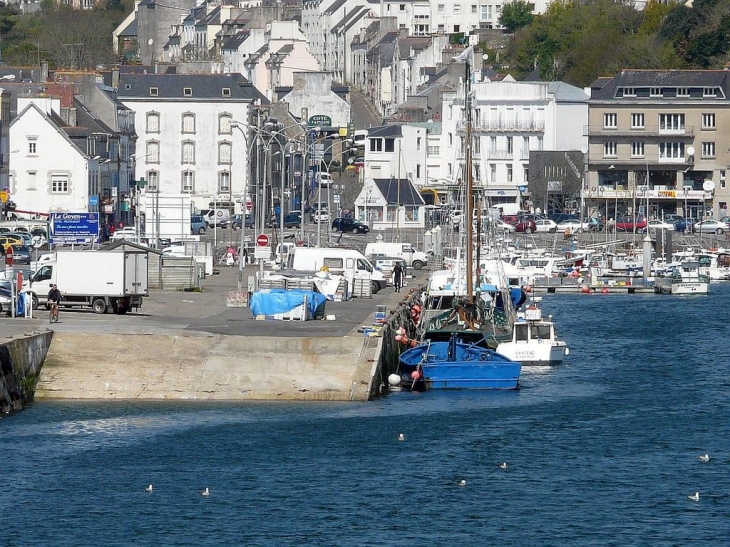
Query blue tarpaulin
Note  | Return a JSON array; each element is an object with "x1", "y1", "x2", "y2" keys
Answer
[{"x1": 250, "y1": 289, "x2": 327, "y2": 318}]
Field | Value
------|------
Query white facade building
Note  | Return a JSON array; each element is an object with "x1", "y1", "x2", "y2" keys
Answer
[
  {"x1": 439, "y1": 78, "x2": 588, "y2": 210},
  {"x1": 9, "y1": 99, "x2": 100, "y2": 215},
  {"x1": 116, "y1": 73, "x2": 264, "y2": 215},
  {"x1": 364, "y1": 124, "x2": 428, "y2": 186}
]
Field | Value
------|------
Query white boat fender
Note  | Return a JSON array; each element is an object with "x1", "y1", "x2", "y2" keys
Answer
[{"x1": 564, "y1": 347, "x2": 570, "y2": 356}]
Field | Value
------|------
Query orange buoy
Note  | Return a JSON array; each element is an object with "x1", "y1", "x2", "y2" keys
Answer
[
  {"x1": 601, "y1": 287, "x2": 609, "y2": 294},
  {"x1": 581, "y1": 285, "x2": 591, "y2": 293}
]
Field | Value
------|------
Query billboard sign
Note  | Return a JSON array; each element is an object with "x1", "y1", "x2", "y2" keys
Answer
[{"x1": 50, "y1": 212, "x2": 100, "y2": 244}]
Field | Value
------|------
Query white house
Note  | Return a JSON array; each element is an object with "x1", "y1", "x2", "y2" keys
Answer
[
  {"x1": 116, "y1": 73, "x2": 266, "y2": 215},
  {"x1": 8, "y1": 99, "x2": 101, "y2": 216},
  {"x1": 364, "y1": 124, "x2": 427, "y2": 187},
  {"x1": 439, "y1": 78, "x2": 588, "y2": 211},
  {"x1": 354, "y1": 176, "x2": 426, "y2": 230}
]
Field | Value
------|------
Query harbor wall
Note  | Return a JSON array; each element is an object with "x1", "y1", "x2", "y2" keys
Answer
[
  {"x1": 37, "y1": 332, "x2": 375, "y2": 402},
  {"x1": 0, "y1": 332, "x2": 53, "y2": 415}
]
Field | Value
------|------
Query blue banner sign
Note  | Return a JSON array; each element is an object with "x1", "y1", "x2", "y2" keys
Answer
[{"x1": 50, "y1": 212, "x2": 100, "y2": 244}]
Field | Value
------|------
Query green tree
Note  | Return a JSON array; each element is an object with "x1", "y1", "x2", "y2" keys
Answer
[{"x1": 499, "y1": 0, "x2": 535, "y2": 33}]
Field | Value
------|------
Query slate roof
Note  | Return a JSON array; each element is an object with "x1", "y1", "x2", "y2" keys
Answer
[
  {"x1": 547, "y1": 81, "x2": 589, "y2": 103},
  {"x1": 324, "y1": 0, "x2": 348, "y2": 15},
  {"x1": 368, "y1": 125, "x2": 402, "y2": 138},
  {"x1": 590, "y1": 70, "x2": 730, "y2": 99},
  {"x1": 331, "y1": 6, "x2": 368, "y2": 34},
  {"x1": 373, "y1": 178, "x2": 425, "y2": 206},
  {"x1": 119, "y1": 19, "x2": 138, "y2": 37},
  {"x1": 117, "y1": 73, "x2": 267, "y2": 103}
]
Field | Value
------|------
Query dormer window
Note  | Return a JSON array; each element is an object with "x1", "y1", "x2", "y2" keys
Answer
[
  {"x1": 623, "y1": 87, "x2": 636, "y2": 97},
  {"x1": 677, "y1": 87, "x2": 689, "y2": 97},
  {"x1": 184, "y1": 87, "x2": 192, "y2": 97},
  {"x1": 650, "y1": 87, "x2": 662, "y2": 97},
  {"x1": 222, "y1": 87, "x2": 231, "y2": 97},
  {"x1": 703, "y1": 87, "x2": 716, "y2": 97},
  {"x1": 150, "y1": 87, "x2": 158, "y2": 96}
]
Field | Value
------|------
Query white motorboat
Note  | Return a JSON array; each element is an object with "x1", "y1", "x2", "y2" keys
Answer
[
  {"x1": 496, "y1": 304, "x2": 569, "y2": 365},
  {"x1": 656, "y1": 260, "x2": 710, "y2": 295}
]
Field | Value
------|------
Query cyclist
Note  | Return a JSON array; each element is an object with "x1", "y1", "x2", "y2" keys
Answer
[{"x1": 48, "y1": 284, "x2": 61, "y2": 322}]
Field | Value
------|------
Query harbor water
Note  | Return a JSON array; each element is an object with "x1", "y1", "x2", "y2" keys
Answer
[{"x1": 2, "y1": 285, "x2": 730, "y2": 545}]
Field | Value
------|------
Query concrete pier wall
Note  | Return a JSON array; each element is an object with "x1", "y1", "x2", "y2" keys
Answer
[
  {"x1": 37, "y1": 332, "x2": 373, "y2": 401},
  {"x1": 0, "y1": 332, "x2": 53, "y2": 415}
]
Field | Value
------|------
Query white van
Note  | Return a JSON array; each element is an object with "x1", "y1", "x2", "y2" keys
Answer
[
  {"x1": 289, "y1": 247, "x2": 386, "y2": 294},
  {"x1": 202, "y1": 209, "x2": 231, "y2": 227},
  {"x1": 364, "y1": 242, "x2": 428, "y2": 270}
]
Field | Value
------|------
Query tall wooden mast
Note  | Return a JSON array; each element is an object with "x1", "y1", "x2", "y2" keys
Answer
[{"x1": 464, "y1": 55, "x2": 474, "y2": 299}]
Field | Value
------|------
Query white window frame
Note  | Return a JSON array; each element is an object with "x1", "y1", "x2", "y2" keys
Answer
[
  {"x1": 604, "y1": 141, "x2": 617, "y2": 157},
  {"x1": 218, "y1": 114, "x2": 232, "y2": 134},
  {"x1": 182, "y1": 113, "x2": 196, "y2": 134},
  {"x1": 631, "y1": 113, "x2": 644, "y2": 129},
  {"x1": 27, "y1": 138, "x2": 37, "y2": 155},
  {"x1": 181, "y1": 170, "x2": 195, "y2": 193},
  {"x1": 182, "y1": 141, "x2": 195, "y2": 164},
  {"x1": 218, "y1": 141, "x2": 232, "y2": 164},
  {"x1": 146, "y1": 141, "x2": 160, "y2": 164},
  {"x1": 702, "y1": 113, "x2": 716, "y2": 129},
  {"x1": 51, "y1": 174, "x2": 69, "y2": 194},
  {"x1": 659, "y1": 114, "x2": 685, "y2": 131},
  {"x1": 146, "y1": 112, "x2": 160, "y2": 133},
  {"x1": 701, "y1": 142, "x2": 715, "y2": 158},
  {"x1": 218, "y1": 171, "x2": 231, "y2": 193},
  {"x1": 631, "y1": 141, "x2": 644, "y2": 158},
  {"x1": 659, "y1": 142, "x2": 684, "y2": 159},
  {"x1": 604, "y1": 113, "x2": 617, "y2": 129},
  {"x1": 146, "y1": 170, "x2": 159, "y2": 192}
]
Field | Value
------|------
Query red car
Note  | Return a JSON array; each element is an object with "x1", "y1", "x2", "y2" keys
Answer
[
  {"x1": 514, "y1": 219, "x2": 537, "y2": 233},
  {"x1": 615, "y1": 216, "x2": 647, "y2": 232}
]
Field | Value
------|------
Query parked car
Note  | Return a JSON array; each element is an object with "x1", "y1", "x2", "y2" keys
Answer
[
  {"x1": 231, "y1": 214, "x2": 255, "y2": 230},
  {"x1": 692, "y1": 219, "x2": 727, "y2": 234},
  {"x1": 332, "y1": 218, "x2": 370, "y2": 234},
  {"x1": 312, "y1": 209, "x2": 330, "y2": 223},
  {"x1": 283, "y1": 213, "x2": 302, "y2": 229},
  {"x1": 641, "y1": 219, "x2": 675, "y2": 233},
  {"x1": 535, "y1": 219, "x2": 558, "y2": 233},
  {"x1": 615, "y1": 216, "x2": 647, "y2": 232},
  {"x1": 191, "y1": 215, "x2": 207, "y2": 235},
  {"x1": 7, "y1": 244, "x2": 31, "y2": 264},
  {"x1": 514, "y1": 219, "x2": 537, "y2": 233},
  {"x1": 0, "y1": 234, "x2": 26, "y2": 250},
  {"x1": 550, "y1": 213, "x2": 580, "y2": 225},
  {"x1": 673, "y1": 217, "x2": 691, "y2": 232},
  {"x1": 557, "y1": 219, "x2": 590, "y2": 234},
  {"x1": 316, "y1": 172, "x2": 332, "y2": 187}
]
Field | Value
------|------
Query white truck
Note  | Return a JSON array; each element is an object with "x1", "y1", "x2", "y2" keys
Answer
[
  {"x1": 364, "y1": 242, "x2": 429, "y2": 270},
  {"x1": 289, "y1": 248, "x2": 387, "y2": 294},
  {"x1": 23, "y1": 250, "x2": 149, "y2": 314}
]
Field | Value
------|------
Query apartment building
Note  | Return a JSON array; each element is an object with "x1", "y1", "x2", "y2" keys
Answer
[{"x1": 586, "y1": 70, "x2": 730, "y2": 220}]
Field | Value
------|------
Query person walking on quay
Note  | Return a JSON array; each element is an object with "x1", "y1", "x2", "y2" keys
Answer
[{"x1": 393, "y1": 262, "x2": 404, "y2": 293}]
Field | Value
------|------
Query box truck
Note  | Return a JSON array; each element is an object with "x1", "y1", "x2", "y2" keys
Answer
[
  {"x1": 289, "y1": 248, "x2": 386, "y2": 294},
  {"x1": 364, "y1": 242, "x2": 428, "y2": 270},
  {"x1": 23, "y1": 250, "x2": 148, "y2": 314}
]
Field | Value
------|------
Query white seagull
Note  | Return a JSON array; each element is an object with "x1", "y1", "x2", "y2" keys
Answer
[
  {"x1": 145, "y1": 484, "x2": 153, "y2": 493},
  {"x1": 498, "y1": 462, "x2": 508, "y2": 470},
  {"x1": 201, "y1": 487, "x2": 210, "y2": 497},
  {"x1": 397, "y1": 433, "x2": 405, "y2": 441},
  {"x1": 688, "y1": 492, "x2": 700, "y2": 502},
  {"x1": 458, "y1": 479, "x2": 466, "y2": 487},
  {"x1": 699, "y1": 454, "x2": 710, "y2": 462}
]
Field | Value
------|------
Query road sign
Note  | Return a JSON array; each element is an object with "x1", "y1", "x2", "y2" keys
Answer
[
  {"x1": 49, "y1": 212, "x2": 100, "y2": 244},
  {"x1": 89, "y1": 195, "x2": 99, "y2": 206},
  {"x1": 256, "y1": 234, "x2": 269, "y2": 247}
]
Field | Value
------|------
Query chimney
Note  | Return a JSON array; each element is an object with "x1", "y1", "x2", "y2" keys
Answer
[
  {"x1": 112, "y1": 66, "x2": 119, "y2": 89},
  {"x1": 41, "y1": 61, "x2": 48, "y2": 83}
]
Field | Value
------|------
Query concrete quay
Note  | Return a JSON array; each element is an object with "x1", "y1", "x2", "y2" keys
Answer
[{"x1": 0, "y1": 264, "x2": 420, "y2": 402}]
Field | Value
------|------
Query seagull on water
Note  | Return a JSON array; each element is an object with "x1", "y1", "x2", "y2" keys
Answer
[
  {"x1": 699, "y1": 454, "x2": 710, "y2": 462},
  {"x1": 458, "y1": 479, "x2": 466, "y2": 487},
  {"x1": 145, "y1": 484, "x2": 153, "y2": 493},
  {"x1": 397, "y1": 433, "x2": 405, "y2": 441},
  {"x1": 688, "y1": 492, "x2": 700, "y2": 502},
  {"x1": 498, "y1": 462, "x2": 508, "y2": 470},
  {"x1": 201, "y1": 487, "x2": 210, "y2": 497}
]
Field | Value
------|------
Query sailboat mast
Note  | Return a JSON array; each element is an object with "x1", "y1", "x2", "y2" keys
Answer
[{"x1": 465, "y1": 56, "x2": 474, "y2": 299}]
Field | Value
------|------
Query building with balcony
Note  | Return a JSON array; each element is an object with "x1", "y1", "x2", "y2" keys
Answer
[
  {"x1": 586, "y1": 70, "x2": 730, "y2": 220},
  {"x1": 440, "y1": 78, "x2": 588, "y2": 213}
]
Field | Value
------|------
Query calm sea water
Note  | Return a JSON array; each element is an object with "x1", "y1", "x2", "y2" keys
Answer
[{"x1": 2, "y1": 286, "x2": 730, "y2": 546}]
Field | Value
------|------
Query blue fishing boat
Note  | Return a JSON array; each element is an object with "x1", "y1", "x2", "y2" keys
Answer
[{"x1": 398, "y1": 330, "x2": 522, "y2": 390}]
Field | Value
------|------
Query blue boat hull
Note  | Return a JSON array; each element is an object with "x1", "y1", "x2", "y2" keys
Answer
[{"x1": 398, "y1": 335, "x2": 521, "y2": 390}]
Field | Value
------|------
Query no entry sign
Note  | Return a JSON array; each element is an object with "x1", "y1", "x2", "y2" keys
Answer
[{"x1": 256, "y1": 234, "x2": 269, "y2": 247}]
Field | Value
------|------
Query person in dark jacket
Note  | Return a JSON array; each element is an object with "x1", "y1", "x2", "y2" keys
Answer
[{"x1": 393, "y1": 262, "x2": 404, "y2": 292}]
